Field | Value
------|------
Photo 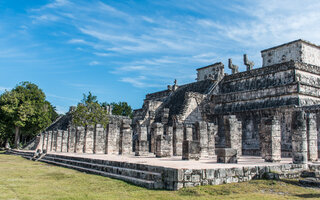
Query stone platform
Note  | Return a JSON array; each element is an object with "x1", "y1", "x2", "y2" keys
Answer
[{"x1": 7, "y1": 149, "x2": 320, "y2": 190}]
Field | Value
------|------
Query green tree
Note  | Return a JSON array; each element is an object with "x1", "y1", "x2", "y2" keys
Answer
[
  {"x1": 0, "y1": 82, "x2": 58, "y2": 147},
  {"x1": 110, "y1": 102, "x2": 133, "y2": 118},
  {"x1": 71, "y1": 92, "x2": 109, "y2": 128}
]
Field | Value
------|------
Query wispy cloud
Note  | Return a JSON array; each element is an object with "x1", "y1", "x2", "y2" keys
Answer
[
  {"x1": 120, "y1": 76, "x2": 162, "y2": 88},
  {"x1": 25, "y1": 0, "x2": 320, "y2": 88},
  {"x1": 89, "y1": 61, "x2": 99, "y2": 66},
  {"x1": 47, "y1": 93, "x2": 78, "y2": 102},
  {"x1": 30, "y1": 0, "x2": 70, "y2": 12}
]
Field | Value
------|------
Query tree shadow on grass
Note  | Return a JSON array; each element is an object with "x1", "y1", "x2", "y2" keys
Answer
[
  {"x1": 294, "y1": 194, "x2": 320, "y2": 198},
  {"x1": 278, "y1": 179, "x2": 320, "y2": 198}
]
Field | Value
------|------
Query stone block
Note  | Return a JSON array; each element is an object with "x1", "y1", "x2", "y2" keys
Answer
[
  {"x1": 56, "y1": 130, "x2": 63, "y2": 152},
  {"x1": 291, "y1": 111, "x2": 308, "y2": 164},
  {"x1": 216, "y1": 148, "x2": 238, "y2": 163},
  {"x1": 94, "y1": 124, "x2": 106, "y2": 154},
  {"x1": 151, "y1": 123, "x2": 163, "y2": 153},
  {"x1": 85, "y1": 125, "x2": 94, "y2": 154},
  {"x1": 106, "y1": 123, "x2": 120, "y2": 154},
  {"x1": 156, "y1": 134, "x2": 172, "y2": 157},
  {"x1": 184, "y1": 124, "x2": 193, "y2": 141},
  {"x1": 224, "y1": 115, "x2": 242, "y2": 156},
  {"x1": 182, "y1": 140, "x2": 200, "y2": 160},
  {"x1": 173, "y1": 123, "x2": 183, "y2": 156},
  {"x1": 76, "y1": 126, "x2": 85, "y2": 153},
  {"x1": 61, "y1": 130, "x2": 68, "y2": 152},
  {"x1": 120, "y1": 120, "x2": 132, "y2": 155},
  {"x1": 196, "y1": 121, "x2": 209, "y2": 158},
  {"x1": 307, "y1": 113, "x2": 318, "y2": 161},
  {"x1": 135, "y1": 140, "x2": 149, "y2": 156}
]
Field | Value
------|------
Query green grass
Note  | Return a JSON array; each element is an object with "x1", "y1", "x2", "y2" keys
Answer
[{"x1": 0, "y1": 152, "x2": 319, "y2": 200}]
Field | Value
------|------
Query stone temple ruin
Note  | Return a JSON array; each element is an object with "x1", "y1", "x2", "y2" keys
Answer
[{"x1": 10, "y1": 39, "x2": 320, "y2": 190}]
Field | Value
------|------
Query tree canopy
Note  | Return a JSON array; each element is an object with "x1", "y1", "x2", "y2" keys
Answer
[
  {"x1": 110, "y1": 102, "x2": 133, "y2": 118},
  {"x1": 71, "y1": 92, "x2": 109, "y2": 128},
  {"x1": 0, "y1": 82, "x2": 58, "y2": 147}
]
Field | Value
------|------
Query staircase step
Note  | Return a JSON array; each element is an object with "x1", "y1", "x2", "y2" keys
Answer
[
  {"x1": 7, "y1": 150, "x2": 34, "y2": 157},
  {"x1": 43, "y1": 155, "x2": 162, "y2": 182},
  {"x1": 47, "y1": 154, "x2": 163, "y2": 173},
  {"x1": 40, "y1": 158, "x2": 162, "y2": 189}
]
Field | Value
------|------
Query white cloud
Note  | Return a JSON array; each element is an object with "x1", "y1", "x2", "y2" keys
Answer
[
  {"x1": 142, "y1": 16, "x2": 154, "y2": 23},
  {"x1": 30, "y1": 0, "x2": 70, "y2": 11},
  {"x1": 89, "y1": 61, "x2": 99, "y2": 66},
  {"x1": 120, "y1": 76, "x2": 162, "y2": 88},
  {"x1": 26, "y1": 0, "x2": 320, "y2": 88},
  {"x1": 94, "y1": 52, "x2": 112, "y2": 57},
  {"x1": 31, "y1": 14, "x2": 59, "y2": 23},
  {"x1": 68, "y1": 39, "x2": 87, "y2": 44}
]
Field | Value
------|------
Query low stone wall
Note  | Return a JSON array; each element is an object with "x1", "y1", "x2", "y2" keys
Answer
[{"x1": 172, "y1": 164, "x2": 310, "y2": 190}]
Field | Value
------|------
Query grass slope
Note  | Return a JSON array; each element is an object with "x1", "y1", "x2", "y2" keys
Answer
[{"x1": 0, "y1": 151, "x2": 319, "y2": 200}]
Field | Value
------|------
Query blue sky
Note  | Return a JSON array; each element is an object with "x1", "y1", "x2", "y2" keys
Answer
[{"x1": 1, "y1": 0, "x2": 320, "y2": 113}]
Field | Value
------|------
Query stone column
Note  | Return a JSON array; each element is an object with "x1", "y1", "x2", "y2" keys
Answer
[
  {"x1": 52, "y1": 130, "x2": 57, "y2": 152},
  {"x1": 62, "y1": 130, "x2": 68, "y2": 152},
  {"x1": 56, "y1": 130, "x2": 63, "y2": 152},
  {"x1": 42, "y1": 132, "x2": 47, "y2": 152},
  {"x1": 135, "y1": 124, "x2": 149, "y2": 156},
  {"x1": 76, "y1": 126, "x2": 85, "y2": 153},
  {"x1": 85, "y1": 125, "x2": 94, "y2": 153},
  {"x1": 291, "y1": 111, "x2": 308, "y2": 164},
  {"x1": 224, "y1": 115, "x2": 242, "y2": 156},
  {"x1": 207, "y1": 122, "x2": 218, "y2": 157},
  {"x1": 94, "y1": 124, "x2": 106, "y2": 154},
  {"x1": 173, "y1": 122, "x2": 184, "y2": 156},
  {"x1": 196, "y1": 121, "x2": 209, "y2": 158},
  {"x1": 47, "y1": 131, "x2": 52, "y2": 152},
  {"x1": 68, "y1": 126, "x2": 76, "y2": 153},
  {"x1": 307, "y1": 113, "x2": 318, "y2": 161},
  {"x1": 38, "y1": 132, "x2": 44, "y2": 151},
  {"x1": 151, "y1": 123, "x2": 163, "y2": 153},
  {"x1": 184, "y1": 124, "x2": 193, "y2": 141},
  {"x1": 259, "y1": 117, "x2": 281, "y2": 162},
  {"x1": 182, "y1": 140, "x2": 200, "y2": 160},
  {"x1": 161, "y1": 108, "x2": 169, "y2": 124},
  {"x1": 106, "y1": 123, "x2": 120, "y2": 154},
  {"x1": 156, "y1": 133, "x2": 172, "y2": 157},
  {"x1": 120, "y1": 119, "x2": 132, "y2": 155}
]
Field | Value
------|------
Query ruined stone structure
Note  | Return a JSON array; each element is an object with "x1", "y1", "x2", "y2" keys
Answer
[
  {"x1": 28, "y1": 39, "x2": 320, "y2": 164},
  {"x1": 133, "y1": 39, "x2": 320, "y2": 163},
  {"x1": 35, "y1": 108, "x2": 132, "y2": 155},
  {"x1": 19, "y1": 39, "x2": 320, "y2": 190}
]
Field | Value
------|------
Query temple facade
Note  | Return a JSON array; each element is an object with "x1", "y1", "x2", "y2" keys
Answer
[{"x1": 30, "y1": 39, "x2": 320, "y2": 165}]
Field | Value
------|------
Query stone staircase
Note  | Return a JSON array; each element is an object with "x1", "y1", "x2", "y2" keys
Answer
[
  {"x1": 7, "y1": 150, "x2": 164, "y2": 189},
  {"x1": 299, "y1": 169, "x2": 320, "y2": 187},
  {"x1": 7, "y1": 149, "x2": 35, "y2": 160}
]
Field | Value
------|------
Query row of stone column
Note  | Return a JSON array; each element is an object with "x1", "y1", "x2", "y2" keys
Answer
[
  {"x1": 182, "y1": 121, "x2": 218, "y2": 160},
  {"x1": 39, "y1": 119, "x2": 132, "y2": 155},
  {"x1": 259, "y1": 111, "x2": 318, "y2": 164},
  {"x1": 134, "y1": 120, "x2": 219, "y2": 159}
]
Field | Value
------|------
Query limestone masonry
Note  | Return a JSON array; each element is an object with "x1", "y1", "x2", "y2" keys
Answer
[{"x1": 21, "y1": 39, "x2": 320, "y2": 190}]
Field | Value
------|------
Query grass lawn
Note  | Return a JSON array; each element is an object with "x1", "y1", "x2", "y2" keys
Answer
[{"x1": 0, "y1": 151, "x2": 320, "y2": 200}]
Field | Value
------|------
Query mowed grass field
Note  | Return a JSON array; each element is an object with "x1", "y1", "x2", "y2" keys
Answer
[{"x1": 0, "y1": 151, "x2": 320, "y2": 200}]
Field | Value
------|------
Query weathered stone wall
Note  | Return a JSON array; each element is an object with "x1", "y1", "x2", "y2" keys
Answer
[
  {"x1": 261, "y1": 40, "x2": 320, "y2": 67},
  {"x1": 40, "y1": 116, "x2": 133, "y2": 155},
  {"x1": 196, "y1": 62, "x2": 224, "y2": 82},
  {"x1": 174, "y1": 164, "x2": 308, "y2": 189}
]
